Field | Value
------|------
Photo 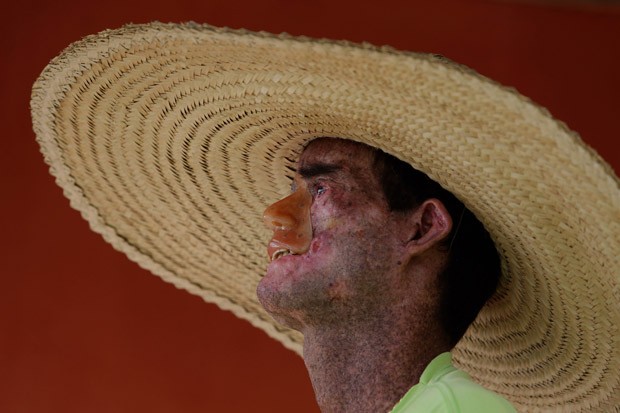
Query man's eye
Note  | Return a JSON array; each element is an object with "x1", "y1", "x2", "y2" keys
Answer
[{"x1": 315, "y1": 185, "x2": 326, "y2": 196}]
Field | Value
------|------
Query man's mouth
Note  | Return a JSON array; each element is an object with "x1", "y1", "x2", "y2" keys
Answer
[{"x1": 270, "y1": 248, "x2": 296, "y2": 262}]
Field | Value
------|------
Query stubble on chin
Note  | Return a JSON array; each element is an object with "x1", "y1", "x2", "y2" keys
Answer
[
  {"x1": 256, "y1": 262, "x2": 337, "y2": 332},
  {"x1": 257, "y1": 244, "x2": 396, "y2": 334}
]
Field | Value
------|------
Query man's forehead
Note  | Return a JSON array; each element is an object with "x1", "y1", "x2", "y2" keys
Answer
[{"x1": 297, "y1": 138, "x2": 377, "y2": 169}]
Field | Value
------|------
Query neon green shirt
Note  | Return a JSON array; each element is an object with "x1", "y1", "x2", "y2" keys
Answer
[{"x1": 390, "y1": 352, "x2": 516, "y2": 413}]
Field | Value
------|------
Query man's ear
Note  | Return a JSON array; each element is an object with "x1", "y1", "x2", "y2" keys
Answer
[{"x1": 404, "y1": 199, "x2": 453, "y2": 256}]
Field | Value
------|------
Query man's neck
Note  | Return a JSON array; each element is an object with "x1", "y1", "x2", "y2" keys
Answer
[{"x1": 302, "y1": 309, "x2": 450, "y2": 413}]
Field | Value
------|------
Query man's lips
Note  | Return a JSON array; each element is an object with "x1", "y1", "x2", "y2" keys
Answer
[
  {"x1": 267, "y1": 232, "x2": 325, "y2": 263},
  {"x1": 267, "y1": 240, "x2": 301, "y2": 262},
  {"x1": 270, "y1": 248, "x2": 295, "y2": 261}
]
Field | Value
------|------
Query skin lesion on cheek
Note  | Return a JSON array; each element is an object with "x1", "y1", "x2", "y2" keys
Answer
[
  {"x1": 311, "y1": 197, "x2": 343, "y2": 232},
  {"x1": 323, "y1": 217, "x2": 340, "y2": 230},
  {"x1": 312, "y1": 186, "x2": 375, "y2": 237},
  {"x1": 327, "y1": 280, "x2": 347, "y2": 301}
]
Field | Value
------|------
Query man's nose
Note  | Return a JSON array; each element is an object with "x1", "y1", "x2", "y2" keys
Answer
[
  {"x1": 263, "y1": 179, "x2": 313, "y2": 258},
  {"x1": 263, "y1": 186, "x2": 308, "y2": 231}
]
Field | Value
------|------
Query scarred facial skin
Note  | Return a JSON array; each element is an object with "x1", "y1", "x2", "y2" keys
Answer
[
  {"x1": 257, "y1": 138, "x2": 454, "y2": 413},
  {"x1": 258, "y1": 138, "x2": 451, "y2": 330},
  {"x1": 258, "y1": 138, "x2": 408, "y2": 329}
]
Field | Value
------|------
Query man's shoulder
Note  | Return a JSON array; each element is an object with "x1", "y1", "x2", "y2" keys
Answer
[
  {"x1": 438, "y1": 370, "x2": 517, "y2": 413},
  {"x1": 392, "y1": 377, "x2": 516, "y2": 413},
  {"x1": 391, "y1": 353, "x2": 516, "y2": 413}
]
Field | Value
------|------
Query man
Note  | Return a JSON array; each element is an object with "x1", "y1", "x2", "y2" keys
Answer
[
  {"x1": 259, "y1": 137, "x2": 515, "y2": 412},
  {"x1": 31, "y1": 23, "x2": 619, "y2": 412}
]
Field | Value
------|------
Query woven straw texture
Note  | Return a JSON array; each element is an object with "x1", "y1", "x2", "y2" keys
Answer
[{"x1": 31, "y1": 23, "x2": 619, "y2": 412}]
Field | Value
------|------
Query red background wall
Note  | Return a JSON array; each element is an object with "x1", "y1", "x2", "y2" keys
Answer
[{"x1": 2, "y1": 1, "x2": 619, "y2": 412}]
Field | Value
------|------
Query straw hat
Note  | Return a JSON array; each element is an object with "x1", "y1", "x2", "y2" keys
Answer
[{"x1": 31, "y1": 22, "x2": 619, "y2": 412}]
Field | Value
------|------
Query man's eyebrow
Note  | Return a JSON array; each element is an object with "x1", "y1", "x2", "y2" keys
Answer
[{"x1": 298, "y1": 163, "x2": 342, "y2": 178}]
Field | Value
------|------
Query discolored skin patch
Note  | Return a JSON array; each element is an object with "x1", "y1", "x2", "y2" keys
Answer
[
  {"x1": 263, "y1": 175, "x2": 313, "y2": 262},
  {"x1": 259, "y1": 139, "x2": 400, "y2": 325},
  {"x1": 326, "y1": 280, "x2": 347, "y2": 301}
]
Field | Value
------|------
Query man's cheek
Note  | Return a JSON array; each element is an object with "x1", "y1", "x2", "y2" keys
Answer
[{"x1": 311, "y1": 212, "x2": 343, "y2": 232}]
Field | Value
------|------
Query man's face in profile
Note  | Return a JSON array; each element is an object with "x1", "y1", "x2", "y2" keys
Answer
[{"x1": 257, "y1": 138, "x2": 422, "y2": 331}]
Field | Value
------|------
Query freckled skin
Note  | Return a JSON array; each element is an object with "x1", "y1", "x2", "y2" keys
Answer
[{"x1": 257, "y1": 138, "x2": 454, "y2": 413}]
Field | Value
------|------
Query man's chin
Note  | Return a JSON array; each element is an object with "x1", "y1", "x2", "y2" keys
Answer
[{"x1": 256, "y1": 276, "x2": 305, "y2": 331}]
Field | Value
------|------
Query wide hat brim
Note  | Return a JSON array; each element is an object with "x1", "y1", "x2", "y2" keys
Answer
[{"x1": 31, "y1": 22, "x2": 619, "y2": 411}]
